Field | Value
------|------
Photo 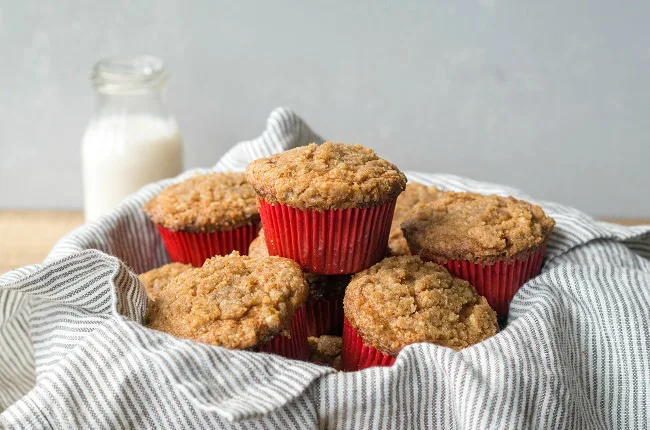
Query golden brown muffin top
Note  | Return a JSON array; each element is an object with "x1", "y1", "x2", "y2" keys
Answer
[
  {"x1": 245, "y1": 142, "x2": 407, "y2": 210},
  {"x1": 308, "y1": 335, "x2": 342, "y2": 369},
  {"x1": 343, "y1": 256, "x2": 498, "y2": 356},
  {"x1": 248, "y1": 229, "x2": 269, "y2": 258},
  {"x1": 402, "y1": 192, "x2": 555, "y2": 263},
  {"x1": 147, "y1": 252, "x2": 308, "y2": 349},
  {"x1": 142, "y1": 172, "x2": 259, "y2": 232},
  {"x1": 388, "y1": 183, "x2": 445, "y2": 256},
  {"x1": 138, "y1": 263, "x2": 192, "y2": 301}
]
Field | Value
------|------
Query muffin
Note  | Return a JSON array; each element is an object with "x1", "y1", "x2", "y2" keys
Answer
[
  {"x1": 342, "y1": 256, "x2": 498, "y2": 371},
  {"x1": 138, "y1": 262, "x2": 192, "y2": 300},
  {"x1": 245, "y1": 142, "x2": 407, "y2": 274},
  {"x1": 147, "y1": 252, "x2": 309, "y2": 360},
  {"x1": 143, "y1": 172, "x2": 260, "y2": 267},
  {"x1": 248, "y1": 228, "x2": 269, "y2": 259},
  {"x1": 401, "y1": 192, "x2": 555, "y2": 317},
  {"x1": 249, "y1": 229, "x2": 349, "y2": 336},
  {"x1": 308, "y1": 335, "x2": 342, "y2": 370},
  {"x1": 388, "y1": 183, "x2": 445, "y2": 256}
]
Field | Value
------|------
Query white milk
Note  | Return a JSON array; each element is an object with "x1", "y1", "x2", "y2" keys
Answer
[{"x1": 81, "y1": 114, "x2": 183, "y2": 221}]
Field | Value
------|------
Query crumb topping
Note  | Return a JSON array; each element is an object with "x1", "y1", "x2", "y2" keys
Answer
[
  {"x1": 245, "y1": 142, "x2": 407, "y2": 210},
  {"x1": 138, "y1": 263, "x2": 192, "y2": 300},
  {"x1": 344, "y1": 256, "x2": 498, "y2": 356},
  {"x1": 147, "y1": 252, "x2": 308, "y2": 349},
  {"x1": 401, "y1": 192, "x2": 555, "y2": 262},
  {"x1": 142, "y1": 172, "x2": 260, "y2": 232},
  {"x1": 388, "y1": 183, "x2": 445, "y2": 256}
]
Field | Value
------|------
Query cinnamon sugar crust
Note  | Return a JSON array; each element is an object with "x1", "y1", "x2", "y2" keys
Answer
[
  {"x1": 142, "y1": 172, "x2": 259, "y2": 232},
  {"x1": 343, "y1": 256, "x2": 498, "y2": 356},
  {"x1": 245, "y1": 142, "x2": 407, "y2": 210},
  {"x1": 402, "y1": 192, "x2": 555, "y2": 263},
  {"x1": 388, "y1": 183, "x2": 445, "y2": 256},
  {"x1": 146, "y1": 252, "x2": 308, "y2": 349},
  {"x1": 138, "y1": 263, "x2": 192, "y2": 300}
]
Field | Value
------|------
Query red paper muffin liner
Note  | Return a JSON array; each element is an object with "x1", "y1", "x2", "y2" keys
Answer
[
  {"x1": 341, "y1": 316, "x2": 396, "y2": 371},
  {"x1": 305, "y1": 296, "x2": 344, "y2": 337},
  {"x1": 429, "y1": 244, "x2": 547, "y2": 318},
  {"x1": 257, "y1": 199, "x2": 396, "y2": 274},
  {"x1": 256, "y1": 306, "x2": 309, "y2": 361},
  {"x1": 156, "y1": 224, "x2": 258, "y2": 267}
]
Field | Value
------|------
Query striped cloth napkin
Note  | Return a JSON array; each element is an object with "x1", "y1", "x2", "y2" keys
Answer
[{"x1": 1, "y1": 108, "x2": 649, "y2": 429}]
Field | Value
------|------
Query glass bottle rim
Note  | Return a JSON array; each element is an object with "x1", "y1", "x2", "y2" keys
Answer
[{"x1": 92, "y1": 55, "x2": 168, "y2": 95}]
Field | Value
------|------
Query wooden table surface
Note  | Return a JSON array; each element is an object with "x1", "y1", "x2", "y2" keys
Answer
[
  {"x1": 0, "y1": 211, "x2": 84, "y2": 274},
  {"x1": 0, "y1": 210, "x2": 648, "y2": 274}
]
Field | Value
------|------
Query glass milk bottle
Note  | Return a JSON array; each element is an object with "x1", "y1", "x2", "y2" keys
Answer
[{"x1": 81, "y1": 56, "x2": 183, "y2": 221}]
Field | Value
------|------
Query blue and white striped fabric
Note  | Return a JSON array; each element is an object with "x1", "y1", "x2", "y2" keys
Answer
[{"x1": 1, "y1": 108, "x2": 649, "y2": 429}]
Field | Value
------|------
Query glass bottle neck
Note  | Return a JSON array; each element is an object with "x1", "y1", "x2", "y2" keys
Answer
[
  {"x1": 91, "y1": 55, "x2": 172, "y2": 118},
  {"x1": 94, "y1": 87, "x2": 171, "y2": 118}
]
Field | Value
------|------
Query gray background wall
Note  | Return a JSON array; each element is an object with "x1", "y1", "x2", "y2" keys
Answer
[{"x1": 1, "y1": 1, "x2": 649, "y2": 217}]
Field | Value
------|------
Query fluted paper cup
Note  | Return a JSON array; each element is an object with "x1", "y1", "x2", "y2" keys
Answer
[
  {"x1": 341, "y1": 316, "x2": 396, "y2": 371},
  {"x1": 257, "y1": 199, "x2": 396, "y2": 274},
  {"x1": 430, "y1": 244, "x2": 547, "y2": 318},
  {"x1": 256, "y1": 306, "x2": 309, "y2": 361},
  {"x1": 156, "y1": 224, "x2": 258, "y2": 267},
  {"x1": 305, "y1": 296, "x2": 344, "y2": 337}
]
